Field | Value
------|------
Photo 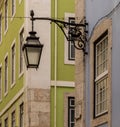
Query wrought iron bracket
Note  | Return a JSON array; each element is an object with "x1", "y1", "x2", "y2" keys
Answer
[{"x1": 30, "y1": 10, "x2": 88, "y2": 54}]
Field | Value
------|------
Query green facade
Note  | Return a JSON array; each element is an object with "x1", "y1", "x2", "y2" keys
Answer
[
  {"x1": 0, "y1": 0, "x2": 25, "y2": 126},
  {"x1": 0, "y1": 0, "x2": 24, "y2": 107},
  {"x1": 51, "y1": 0, "x2": 75, "y2": 81},
  {"x1": 51, "y1": 0, "x2": 75, "y2": 126},
  {"x1": 0, "y1": 0, "x2": 75, "y2": 126},
  {"x1": 51, "y1": 86, "x2": 75, "y2": 127}
]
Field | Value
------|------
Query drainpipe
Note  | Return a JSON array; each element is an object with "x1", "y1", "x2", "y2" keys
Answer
[{"x1": 54, "y1": 0, "x2": 58, "y2": 127}]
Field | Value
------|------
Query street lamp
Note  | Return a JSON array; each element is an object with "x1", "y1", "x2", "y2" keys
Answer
[{"x1": 23, "y1": 10, "x2": 88, "y2": 69}]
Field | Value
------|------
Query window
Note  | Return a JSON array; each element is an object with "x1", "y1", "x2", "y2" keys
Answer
[
  {"x1": 20, "y1": 103, "x2": 24, "y2": 127},
  {"x1": 0, "y1": 66, "x2": 2, "y2": 100},
  {"x1": 68, "y1": 97, "x2": 75, "y2": 127},
  {"x1": 11, "y1": 43, "x2": 15, "y2": 85},
  {"x1": 64, "y1": 13, "x2": 75, "y2": 64},
  {"x1": 4, "y1": 56, "x2": 8, "y2": 94},
  {"x1": 5, "y1": 0, "x2": 8, "y2": 31},
  {"x1": 4, "y1": 118, "x2": 8, "y2": 127},
  {"x1": 19, "y1": 29, "x2": 24, "y2": 74},
  {"x1": 11, "y1": 0, "x2": 15, "y2": 16},
  {"x1": 0, "y1": 14, "x2": 2, "y2": 43},
  {"x1": 68, "y1": 17, "x2": 75, "y2": 60},
  {"x1": 11, "y1": 111, "x2": 16, "y2": 127},
  {"x1": 94, "y1": 31, "x2": 108, "y2": 117}
]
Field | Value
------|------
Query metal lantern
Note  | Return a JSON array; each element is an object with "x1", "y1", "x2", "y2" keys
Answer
[{"x1": 23, "y1": 31, "x2": 43, "y2": 69}]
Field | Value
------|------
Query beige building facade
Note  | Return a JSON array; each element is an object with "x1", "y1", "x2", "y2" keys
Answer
[{"x1": 75, "y1": 0, "x2": 120, "y2": 127}]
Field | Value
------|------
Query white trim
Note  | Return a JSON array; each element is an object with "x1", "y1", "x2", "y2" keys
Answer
[
  {"x1": 4, "y1": 53, "x2": 8, "y2": 96},
  {"x1": 51, "y1": 80, "x2": 75, "y2": 87},
  {"x1": 95, "y1": 110, "x2": 108, "y2": 117},
  {"x1": 10, "y1": 40, "x2": 16, "y2": 88},
  {"x1": 64, "y1": 13, "x2": 75, "y2": 65},
  {"x1": 4, "y1": 0, "x2": 8, "y2": 35},
  {"x1": 18, "y1": 26, "x2": 24, "y2": 77},
  {"x1": 0, "y1": 87, "x2": 24, "y2": 116},
  {"x1": 95, "y1": 70, "x2": 108, "y2": 82},
  {"x1": 11, "y1": 0, "x2": 16, "y2": 21}
]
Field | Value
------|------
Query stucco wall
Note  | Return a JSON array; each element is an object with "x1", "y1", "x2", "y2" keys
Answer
[{"x1": 85, "y1": 0, "x2": 120, "y2": 127}]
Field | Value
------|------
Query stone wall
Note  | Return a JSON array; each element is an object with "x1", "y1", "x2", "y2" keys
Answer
[
  {"x1": 75, "y1": 0, "x2": 85, "y2": 127},
  {"x1": 25, "y1": 88, "x2": 50, "y2": 127}
]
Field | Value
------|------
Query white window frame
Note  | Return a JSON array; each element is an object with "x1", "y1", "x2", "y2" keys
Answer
[
  {"x1": 11, "y1": 0, "x2": 16, "y2": 18},
  {"x1": 94, "y1": 32, "x2": 108, "y2": 117},
  {"x1": 19, "y1": 27, "x2": 24, "y2": 77},
  {"x1": 11, "y1": 41, "x2": 16, "y2": 87},
  {"x1": 0, "y1": 64, "x2": 2, "y2": 102},
  {"x1": 20, "y1": 102, "x2": 24, "y2": 127},
  {"x1": 4, "y1": 0, "x2": 8, "y2": 33},
  {"x1": 68, "y1": 97, "x2": 75, "y2": 127},
  {"x1": 64, "y1": 93, "x2": 75, "y2": 127},
  {"x1": 4, "y1": 54, "x2": 8, "y2": 96},
  {"x1": 11, "y1": 110, "x2": 16, "y2": 127},
  {"x1": 64, "y1": 13, "x2": 75, "y2": 65},
  {"x1": 4, "y1": 117, "x2": 8, "y2": 127}
]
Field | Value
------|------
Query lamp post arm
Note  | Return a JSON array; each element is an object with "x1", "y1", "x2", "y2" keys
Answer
[
  {"x1": 32, "y1": 17, "x2": 86, "y2": 27},
  {"x1": 30, "y1": 10, "x2": 88, "y2": 53}
]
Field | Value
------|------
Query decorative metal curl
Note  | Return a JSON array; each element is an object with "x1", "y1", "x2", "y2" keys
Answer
[{"x1": 30, "y1": 10, "x2": 88, "y2": 54}]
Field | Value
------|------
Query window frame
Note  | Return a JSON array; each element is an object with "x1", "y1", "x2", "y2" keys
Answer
[
  {"x1": 19, "y1": 27, "x2": 24, "y2": 76},
  {"x1": 11, "y1": 110, "x2": 16, "y2": 127},
  {"x1": 68, "y1": 97, "x2": 75, "y2": 127},
  {"x1": 11, "y1": 0, "x2": 16, "y2": 17},
  {"x1": 11, "y1": 41, "x2": 16, "y2": 87},
  {"x1": 68, "y1": 17, "x2": 75, "y2": 61},
  {"x1": 4, "y1": 0, "x2": 8, "y2": 33},
  {"x1": 4, "y1": 54, "x2": 8, "y2": 95},
  {"x1": 20, "y1": 102, "x2": 24, "y2": 127},
  {"x1": 94, "y1": 31, "x2": 108, "y2": 117},
  {"x1": 64, "y1": 13, "x2": 75, "y2": 65},
  {"x1": 4, "y1": 117, "x2": 8, "y2": 127},
  {"x1": 64, "y1": 93, "x2": 75, "y2": 127}
]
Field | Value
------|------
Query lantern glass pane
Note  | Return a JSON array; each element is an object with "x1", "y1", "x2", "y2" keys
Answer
[{"x1": 27, "y1": 47, "x2": 42, "y2": 66}]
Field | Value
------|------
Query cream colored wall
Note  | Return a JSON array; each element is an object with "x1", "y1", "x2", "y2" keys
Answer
[{"x1": 24, "y1": 0, "x2": 51, "y2": 89}]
